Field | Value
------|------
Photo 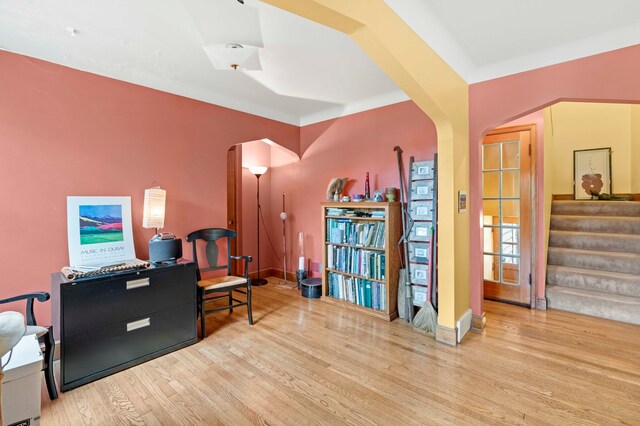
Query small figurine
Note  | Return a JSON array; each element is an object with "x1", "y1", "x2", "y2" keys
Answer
[{"x1": 373, "y1": 190, "x2": 384, "y2": 202}]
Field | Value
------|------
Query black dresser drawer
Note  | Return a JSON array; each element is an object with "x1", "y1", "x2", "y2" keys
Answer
[
  {"x1": 62, "y1": 302, "x2": 195, "y2": 387},
  {"x1": 62, "y1": 265, "x2": 196, "y2": 334}
]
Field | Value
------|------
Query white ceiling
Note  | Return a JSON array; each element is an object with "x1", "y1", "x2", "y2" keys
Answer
[
  {"x1": 386, "y1": 0, "x2": 640, "y2": 83},
  {"x1": 1, "y1": 0, "x2": 639, "y2": 125}
]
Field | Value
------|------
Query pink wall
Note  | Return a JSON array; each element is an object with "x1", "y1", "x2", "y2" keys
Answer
[
  {"x1": 468, "y1": 44, "x2": 640, "y2": 316},
  {"x1": 269, "y1": 101, "x2": 437, "y2": 277},
  {"x1": 0, "y1": 51, "x2": 298, "y2": 322}
]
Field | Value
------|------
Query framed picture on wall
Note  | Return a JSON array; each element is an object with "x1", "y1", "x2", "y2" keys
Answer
[
  {"x1": 573, "y1": 147, "x2": 612, "y2": 199},
  {"x1": 67, "y1": 196, "x2": 136, "y2": 267}
]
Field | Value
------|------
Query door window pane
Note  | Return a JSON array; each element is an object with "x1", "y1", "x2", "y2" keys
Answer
[
  {"x1": 502, "y1": 200, "x2": 520, "y2": 226},
  {"x1": 483, "y1": 144, "x2": 500, "y2": 171},
  {"x1": 483, "y1": 226, "x2": 500, "y2": 254},
  {"x1": 502, "y1": 171, "x2": 519, "y2": 198},
  {"x1": 483, "y1": 254, "x2": 500, "y2": 282},
  {"x1": 483, "y1": 200, "x2": 499, "y2": 225},
  {"x1": 501, "y1": 228, "x2": 520, "y2": 256},
  {"x1": 501, "y1": 257, "x2": 519, "y2": 285},
  {"x1": 502, "y1": 142, "x2": 520, "y2": 169},
  {"x1": 483, "y1": 172, "x2": 500, "y2": 198}
]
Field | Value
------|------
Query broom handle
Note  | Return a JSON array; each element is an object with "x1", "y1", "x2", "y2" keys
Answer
[{"x1": 394, "y1": 146, "x2": 413, "y2": 322}]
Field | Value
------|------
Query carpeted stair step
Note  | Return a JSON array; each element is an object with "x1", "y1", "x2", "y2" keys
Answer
[
  {"x1": 546, "y1": 265, "x2": 640, "y2": 297},
  {"x1": 550, "y1": 215, "x2": 640, "y2": 234},
  {"x1": 546, "y1": 285, "x2": 640, "y2": 325},
  {"x1": 552, "y1": 200, "x2": 640, "y2": 217},
  {"x1": 547, "y1": 247, "x2": 640, "y2": 275},
  {"x1": 549, "y1": 230, "x2": 640, "y2": 254}
]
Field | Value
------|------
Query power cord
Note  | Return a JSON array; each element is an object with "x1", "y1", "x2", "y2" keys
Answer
[{"x1": 258, "y1": 204, "x2": 282, "y2": 265}]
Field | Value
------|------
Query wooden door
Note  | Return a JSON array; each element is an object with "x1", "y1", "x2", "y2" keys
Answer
[
  {"x1": 227, "y1": 145, "x2": 242, "y2": 272},
  {"x1": 482, "y1": 125, "x2": 534, "y2": 306}
]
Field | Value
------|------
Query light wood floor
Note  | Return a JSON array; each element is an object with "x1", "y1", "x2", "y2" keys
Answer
[{"x1": 42, "y1": 277, "x2": 640, "y2": 425}]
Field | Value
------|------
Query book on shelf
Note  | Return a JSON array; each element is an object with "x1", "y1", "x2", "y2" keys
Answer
[
  {"x1": 326, "y1": 245, "x2": 386, "y2": 280},
  {"x1": 327, "y1": 272, "x2": 386, "y2": 310},
  {"x1": 326, "y1": 219, "x2": 385, "y2": 248}
]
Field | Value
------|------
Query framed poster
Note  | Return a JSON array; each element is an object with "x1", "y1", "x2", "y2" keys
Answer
[
  {"x1": 67, "y1": 196, "x2": 136, "y2": 267},
  {"x1": 573, "y1": 148, "x2": 612, "y2": 200}
]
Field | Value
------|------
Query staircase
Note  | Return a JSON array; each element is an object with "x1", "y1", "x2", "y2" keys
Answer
[{"x1": 546, "y1": 200, "x2": 640, "y2": 325}]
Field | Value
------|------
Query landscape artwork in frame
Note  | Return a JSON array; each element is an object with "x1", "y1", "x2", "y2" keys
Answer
[
  {"x1": 573, "y1": 148, "x2": 612, "y2": 200},
  {"x1": 67, "y1": 196, "x2": 136, "y2": 267}
]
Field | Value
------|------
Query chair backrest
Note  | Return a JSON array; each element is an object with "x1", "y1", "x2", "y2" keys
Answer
[{"x1": 186, "y1": 228, "x2": 237, "y2": 281}]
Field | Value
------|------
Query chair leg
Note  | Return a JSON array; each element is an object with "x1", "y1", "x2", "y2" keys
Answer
[
  {"x1": 43, "y1": 326, "x2": 58, "y2": 400},
  {"x1": 199, "y1": 287, "x2": 207, "y2": 339},
  {"x1": 247, "y1": 285, "x2": 253, "y2": 325},
  {"x1": 229, "y1": 291, "x2": 233, "y2": 314}
]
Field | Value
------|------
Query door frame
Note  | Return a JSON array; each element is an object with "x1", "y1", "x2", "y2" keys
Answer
[
  {"x1": 227, "y1": 144, "x2": 243, "y2": 274},
  {"x1": 481, "y1": 124, "x2": 538, "y2": 308}
]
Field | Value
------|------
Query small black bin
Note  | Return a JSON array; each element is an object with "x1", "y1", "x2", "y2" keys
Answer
[{"x1": 300, "y1": 278, "x2": 322, "y2": 299}]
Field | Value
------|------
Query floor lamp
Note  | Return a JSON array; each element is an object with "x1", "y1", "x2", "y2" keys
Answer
[{"x1": 249, "y1": 166, "x2": 268, "y2": 286}]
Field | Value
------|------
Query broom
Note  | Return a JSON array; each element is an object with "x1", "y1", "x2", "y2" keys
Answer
[{"x1": 412, "y1": 225, "x2": 437, "y2": 333}]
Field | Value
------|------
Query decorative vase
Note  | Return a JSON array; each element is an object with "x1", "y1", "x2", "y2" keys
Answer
[{"x1": 385, "y1": 187, "x2": 396, "y2": 202}]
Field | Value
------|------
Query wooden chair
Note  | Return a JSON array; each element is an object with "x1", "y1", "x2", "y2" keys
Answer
[
  {"x1": 186, "y1": 228, "x2": 253, "y2": 338},
  {"x1": 0, "y1": 292, "x2": 58, "y2": 399}
]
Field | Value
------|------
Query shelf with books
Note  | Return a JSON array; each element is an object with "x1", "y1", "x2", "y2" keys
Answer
[
  {"x1": 324, "y1": 242, "x2": 385, "y2": 252},
  {"x1": 321, "y1": 202, "x2": 401, "y2": 321}
]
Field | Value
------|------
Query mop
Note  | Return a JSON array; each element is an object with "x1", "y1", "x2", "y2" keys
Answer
[{"x1": 411, "y1": 225, "x2": 437, "y2": 333}]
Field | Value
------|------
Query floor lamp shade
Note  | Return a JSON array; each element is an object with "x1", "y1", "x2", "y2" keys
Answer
[
  {"x1": 249, "y1": 166, "x2": 268, "y2": 176},
  {"x1": 142, "y1": 187, "x2": 166, "y2": 229}
]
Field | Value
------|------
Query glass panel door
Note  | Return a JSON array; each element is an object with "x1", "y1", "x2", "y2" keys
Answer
[
  {"x1": 482, "y1": 127, "x2": 532, "y2": 306},
  {"x1": 483, "y1": 139, "x2": 521, "y2": 285}
]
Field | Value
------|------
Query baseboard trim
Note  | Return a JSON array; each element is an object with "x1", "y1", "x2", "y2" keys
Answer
[
  {"x1": 536, "y1": 297, "x2": 547, "y2": 311},
  {"x1": 471, "y1": 312, "x2": 486, "y2": 332},
  {"x1": 456, "y1": 309, "x2": 472, "y2": 343},
  {"x1": 435, "y1": 324, "x2": 457, "y2": 346},
  {"x1": 268, "y1": 269, "x2": 300, "y2": 283},
  {"x1": 249, "y1": 268, "x2": 301, "y2": 284}
]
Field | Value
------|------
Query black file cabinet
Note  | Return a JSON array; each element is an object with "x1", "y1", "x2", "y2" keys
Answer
[{"x1": 51, "y1": 262, "x2": 197, "y2": 392}]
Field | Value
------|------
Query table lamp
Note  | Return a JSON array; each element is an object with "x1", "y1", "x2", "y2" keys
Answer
[{"x1": 143, "y1": 186, "x2": 182, "y2": 264}]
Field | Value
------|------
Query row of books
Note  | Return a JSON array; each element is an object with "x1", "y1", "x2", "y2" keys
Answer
[
  {"x1": 327, "y1": 219, "x2": 386, "y2": 248},
  {"x1": 328, "y1": 272, "x2": 386, "y2": 310},
  {"x1": 327, "y1": 245, "x2": 386, "y2": 280}
]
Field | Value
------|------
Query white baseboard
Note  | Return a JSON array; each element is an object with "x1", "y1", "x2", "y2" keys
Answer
[{"x1": 456, "y1": 308, "x2": 473, "y2": 343}]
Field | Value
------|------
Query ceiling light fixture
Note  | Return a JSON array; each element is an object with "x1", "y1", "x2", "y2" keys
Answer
[{"x1": 203, "y1": 43, "x2": 262, "y2": 71}]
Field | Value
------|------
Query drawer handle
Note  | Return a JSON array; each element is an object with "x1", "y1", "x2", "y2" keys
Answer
[
  {"x1": 126, "y1": 278, "x2": 150, "y2": 290},
  {"x1": 127, "y1": 318, "x2": 151, "y2": 332}
]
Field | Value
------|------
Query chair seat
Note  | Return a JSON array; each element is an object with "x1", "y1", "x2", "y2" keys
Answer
[{"x1": 198, "y1": 275, "x2": 247, "y2": 290}]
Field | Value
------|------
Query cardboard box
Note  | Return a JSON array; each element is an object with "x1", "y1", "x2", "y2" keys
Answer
[{"x1": 1, "y1": 334, "x2": 42, "y2": 426}]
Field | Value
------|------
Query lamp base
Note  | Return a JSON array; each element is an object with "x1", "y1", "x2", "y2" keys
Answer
[{"x1": 252, "y1": 278, "x2": 268, "y2": 286}]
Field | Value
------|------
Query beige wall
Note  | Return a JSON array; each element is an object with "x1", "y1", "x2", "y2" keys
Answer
[
  {"x1": 631, "y1": 105, "x2": 640, "y2": 193},
  {"x1": 547, "y1": 102, "x2": 632, "y2": 195}
]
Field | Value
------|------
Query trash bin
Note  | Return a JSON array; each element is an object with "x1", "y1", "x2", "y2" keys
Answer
[{"x1": 300, "y1": 277, "x2": 322, "y2": 299}]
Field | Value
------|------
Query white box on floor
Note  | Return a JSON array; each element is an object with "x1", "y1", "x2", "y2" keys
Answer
[{"x1": 1, "y1": 334, "x2": 43, "y2": 426}]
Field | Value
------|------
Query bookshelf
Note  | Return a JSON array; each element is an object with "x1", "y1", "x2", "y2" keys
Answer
[{"x1": 321, "y1": 202, "x2": 401, "y2": 321}]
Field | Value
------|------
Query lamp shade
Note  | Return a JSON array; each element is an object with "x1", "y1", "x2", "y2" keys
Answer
[
  {"x1": 249, "y1": 166, "x2": 268, "y2": 176},
  {"x1": 142, "y1": 187, "x2": 166, "y2": 229}
]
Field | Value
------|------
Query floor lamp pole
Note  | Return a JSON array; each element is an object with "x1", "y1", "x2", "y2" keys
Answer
[{"x1": 253, "y1": 171, "x2": 268, "y2": 286}]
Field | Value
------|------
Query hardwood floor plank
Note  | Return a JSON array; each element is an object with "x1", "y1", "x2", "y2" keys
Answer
[{"x1": 41, "y1": 278, "x2": 640, "y2": 425}]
